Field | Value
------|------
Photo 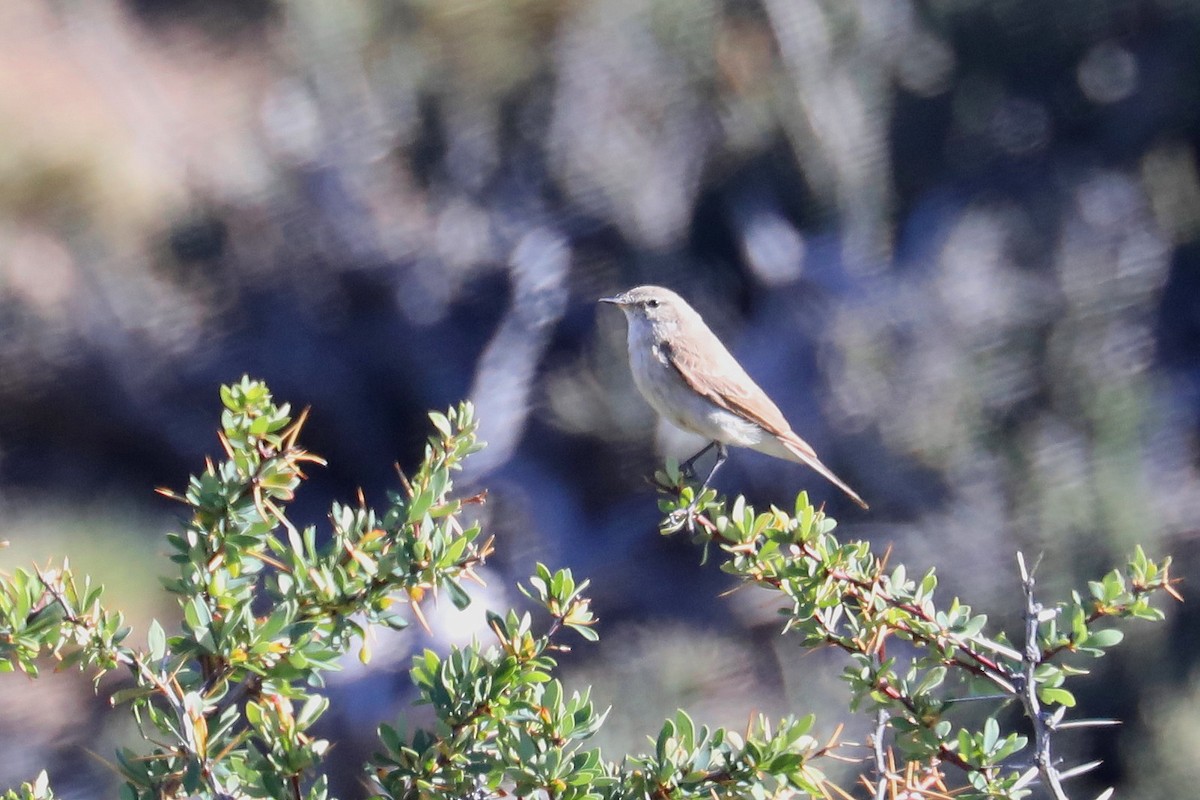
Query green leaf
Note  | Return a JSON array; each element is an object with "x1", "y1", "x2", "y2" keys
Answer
[
  {"x1": 569, "y1": 624, "x2": 600, "y2": 642},
  {"x1": 982, "y1": 717, "x2": 999, "y2": 753},
  {"x1": 429, "y1": 411, "x2": 452, "y2": 438},
  {"x1": 446, "y1": 579, "x2": 472, "y2": 611},
  {"x1": 1038, "y1": 687, "x2": 1076, "y2": 707},
  {"x1": 1101, "y1": 570, "x2": 1125, "y2": 601},
  {"x1": 959, "y1": 614, "x2": 988, "y2": 638},
  {"x1": 675, "y1": 710, "x2": 695, "y2": 748},
  {"x1": 296, "y1": 695, "x2": 329, "y2": 729},
  {"x1": 184, "y1": 598, "x2": 212, "y2": 630},
  {"x1": 1086, "y1": 628, "x2": 1124, "y2": 648},
  {"x1": 111, "y1": 685, "x2": 158, "y2": 706},
  {"x1": 147, "y1": 619, "x2": 167, "y2": 661},
  {"x1": 914, "y1": 666, "x2": 947, "y2": 696}
]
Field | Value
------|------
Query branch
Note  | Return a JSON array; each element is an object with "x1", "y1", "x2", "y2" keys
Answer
[
  {"x1": 802, "y1": 544, "x2": 1019, "y2": 690},
  {"x1": 1017, "y1": 552, "x2": 1071, "y2": 800},
  {"x1": 871, "y1": 707, "x2": 890, "y2": 800}
]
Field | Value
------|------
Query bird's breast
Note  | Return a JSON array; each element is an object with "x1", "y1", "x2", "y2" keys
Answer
[{"x1": 626, "y1": 336, "x2": 767, "y2": 447}]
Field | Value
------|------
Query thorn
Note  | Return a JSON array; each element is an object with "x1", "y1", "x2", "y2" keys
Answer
[
  {"x1": 941, "y1": 693, "x2": 1012, "y2": 705},
  {"x1": 1012, "y1": 766, "x2": 1039, "y2": 791},
  {"x1": 254, "y1": 551, "x2": 292, "y2": 573},
  {"x1": 1057, "y1": 760, "x2": 1104, "y2": 781},
  {"x1": 393, "y1": 463, "x2": 414, "y2": 497},
  {"x1": 824, "y1": 781, "x2": 857, "y2": 800},
  {"x1": 266, "y1": 500, "x2": 303, "y2": 553},
  {"x1": 282, "y1": 406, "x2": 311, "y2": 449},
  {"x1": 462, "y1": 568, "x2": 488, "y2": 588},
  {"x1": 1163, "y1": 562, "x2": 1184, "y2": 603},
  {"x1": 824, "y1": 722, "x2": 845, "y2": 752},
  {"x1": 971, "y1": 635, "x2": 1023, "y2": 661},
  {"x1": 409, "y1": 598, "x2": 433, "y2": 636},
  {"x1": 1166, "y1": 580, "x2": 1184, "y2": 603},
  {"x1": 488, "y1": 618, "x2": 507, "y2": 648},
  {"x1": 878, "y1": 544, "x2": 893, "y2": 573},
  {"x1": 154, "y1": 487, "x2": 188, "y2": 504},
  {"x1": 1052, "y1": 718, "x2": 1121, "y2": 730},
  {"x1": 478, "y1": 535, "x2": 496, "y2": 560},
  {"x1": 252, "y1": 486, "x2": 270, "y2": 523},
  {"x1": 824, "y1": 751, "x2": 862, "y2": 764}
]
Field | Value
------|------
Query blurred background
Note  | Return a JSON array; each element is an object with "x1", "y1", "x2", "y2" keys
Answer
[{"x1": 0, "y1": 0, "x2": 1197, "y2": 796}]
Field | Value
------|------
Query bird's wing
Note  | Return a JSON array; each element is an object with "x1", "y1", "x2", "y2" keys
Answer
[
  {"x1": 664, "y1": 328, "x2": 868, "y2": 509},
  {"x1": 662, "y1": 332, "x2": 813, "y2": 456}
]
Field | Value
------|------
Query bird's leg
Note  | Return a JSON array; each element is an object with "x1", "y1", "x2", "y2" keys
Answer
[
  {"x1": 679, "y1": 441, "x2": 718, "y2": 480},
  {"x1": 668, "y1": 443, "x2": 728, "y2": 533},
  {"x1": 698, "y1": 443, "x2": 728, "y2": 491}
]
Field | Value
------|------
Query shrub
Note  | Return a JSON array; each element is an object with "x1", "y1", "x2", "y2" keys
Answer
[{"x1": 0, "y1": 378, "x2": 1179, "y2": 799}]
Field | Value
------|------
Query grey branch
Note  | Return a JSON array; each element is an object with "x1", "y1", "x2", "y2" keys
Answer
[
  {"x1": 872, "y1": 707, "x2": 890, "y2": 800},
  {"x1": 1017, "y1": 552, "x2": 1072, "y2": 800}
]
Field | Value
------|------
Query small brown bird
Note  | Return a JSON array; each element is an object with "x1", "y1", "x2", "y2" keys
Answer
[{"x1": 600, "y1": 285, "x2": 868, "y2": 509}]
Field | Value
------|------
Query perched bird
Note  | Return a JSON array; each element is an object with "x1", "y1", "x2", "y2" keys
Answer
[{"x1": 600, "y1": 285, "x2": 868, "y2": 509}]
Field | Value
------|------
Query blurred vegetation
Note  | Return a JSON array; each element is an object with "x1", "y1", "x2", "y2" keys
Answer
[{"x1": 0, "y1": 0, "x2": 1198, "y2": 798}]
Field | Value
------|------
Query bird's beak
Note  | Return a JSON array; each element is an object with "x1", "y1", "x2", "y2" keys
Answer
[{"x1": 598, "y1": 293, "x2": 627, "y2": 306}]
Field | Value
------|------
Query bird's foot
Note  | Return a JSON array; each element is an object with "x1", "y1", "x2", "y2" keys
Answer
[{"x1": 665, "y1": 502, "x2": 699, "y2": 533}]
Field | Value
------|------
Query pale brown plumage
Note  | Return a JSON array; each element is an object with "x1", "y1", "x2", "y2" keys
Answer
[
  {"x1": 602, "y1": 285, "x2": 868, "y2": 510},
  {"x1": 661, "y1": 337, "x2": 868, "y2": 510}
]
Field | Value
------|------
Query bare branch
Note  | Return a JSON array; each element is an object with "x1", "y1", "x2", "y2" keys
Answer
[
  {"x1": 871, "y1": 708, "x2": 890, "y2": 800},
  {"x1": 1016, "y1": 552, "x2": 1072, "y2": 800}
]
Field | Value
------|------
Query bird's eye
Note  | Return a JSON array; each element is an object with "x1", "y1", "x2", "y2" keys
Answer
[{"x1": 646, "y1": 299, "x2": 660, "y2": 309}]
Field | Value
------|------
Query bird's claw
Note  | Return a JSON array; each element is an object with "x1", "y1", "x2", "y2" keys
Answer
[{"x1": 666, "y1": 503, "x2": 699, "y2": 532}]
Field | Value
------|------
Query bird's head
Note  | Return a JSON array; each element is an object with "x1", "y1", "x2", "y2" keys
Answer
[{"x1": 598, "y1": 285, "x2": 692, "y2": 336}]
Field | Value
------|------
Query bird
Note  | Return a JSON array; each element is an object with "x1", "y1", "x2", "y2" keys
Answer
[{"x1": 599, "y1": 285, "x2": 868, "y2": 510}]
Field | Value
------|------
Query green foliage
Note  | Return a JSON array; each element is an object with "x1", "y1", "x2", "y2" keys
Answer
[
  {"x1": 0, "y1": 379, "x2": 1180, "y2": 800},
  {"x1": 372, "y1": 567, "x2": 611, "y2": 800},
  {"x1": 656, "y1": 471, "x2": 1181, "y2": 799},
  {"x1": 0, "y1": 378, "x2": 497, "y2": 799},
  {"x1": 619, "y1": 711, "x2": 827, "y2": 799},
  {"x1": 1, "y1": 772, "x2": 53, "y2": 800}
]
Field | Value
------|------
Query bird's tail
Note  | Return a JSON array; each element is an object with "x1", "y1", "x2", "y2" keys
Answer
[{"x1": 780, "y1": 434, "x2": 869, "y2": 510}]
